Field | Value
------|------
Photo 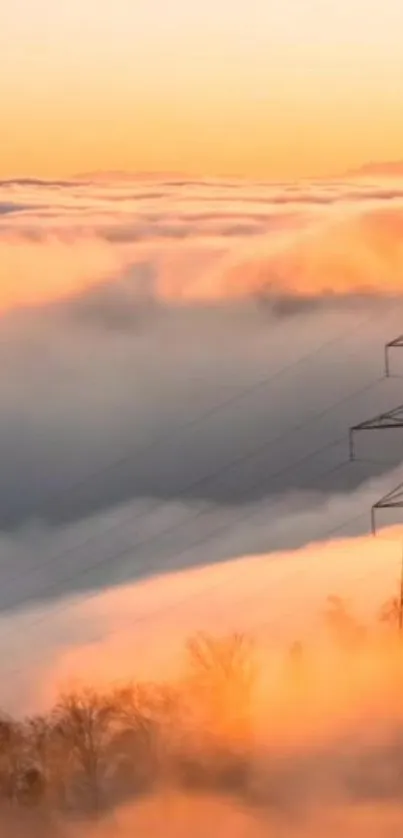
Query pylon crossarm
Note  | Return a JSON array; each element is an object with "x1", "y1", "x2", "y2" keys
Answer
[
  {"x1": 352, "y1": 404, "x2": 403, "y2": 432},
  {"x1": 376, "y1": 481, "x2": 403, "y2": 508},
  {"x1": 385, "y1": 335, "x2": 403, "y2": 377},
  {"x1": 349, "y1": 411, "x2": 403, "y2": 460},
  {"x1": 349, "y1": 404, "x2": 403, "y2": 459},
  {"x1": 370, "y1": 481, "x2": 403, "y2": 534},
  {"x1": 388, "y1": 335, "x2": 403, "y2": 348}
]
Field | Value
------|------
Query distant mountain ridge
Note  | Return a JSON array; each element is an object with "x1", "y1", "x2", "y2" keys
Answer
[
  {"x1": 75, "y1": 170, "x2": 185, "y2": 182},
  {"x1": 345, "y1": 160, "x2": 403, "y2": 178},
  {"x1": 78, "y1": 163, "x2": 403, "y2": 183}
]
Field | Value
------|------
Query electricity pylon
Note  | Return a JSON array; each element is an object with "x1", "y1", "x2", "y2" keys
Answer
[
  {"x1": 345, "y1": 331, "x2": 403, "y2": 636},
  {"x1": 365, "y1": 333, "x2": 403, "y2": 533}
]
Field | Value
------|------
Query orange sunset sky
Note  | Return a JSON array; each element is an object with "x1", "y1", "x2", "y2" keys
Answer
[{"x1": 1, "y1": 0, "x2": 403, "y2": 180}]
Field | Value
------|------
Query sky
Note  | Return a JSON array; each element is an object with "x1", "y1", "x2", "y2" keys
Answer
[{"x1": 1, "y1": 0, "x2": 403, "y2": 178}]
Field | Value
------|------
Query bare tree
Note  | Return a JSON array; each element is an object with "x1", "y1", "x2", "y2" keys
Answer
[
  {"x1": 107, "y1": 681, "x2": 173, "y2": 794},
  {"x1": 51, "y1": 688, "x2": 116, "y2": 814},
  {"x1": 0, "y1": 716, "x2": 23, "y2": 802}
]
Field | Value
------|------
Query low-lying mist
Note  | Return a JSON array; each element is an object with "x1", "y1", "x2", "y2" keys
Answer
[{"x1": 2, "y1": 593, "x2": 403, "y2": 835}]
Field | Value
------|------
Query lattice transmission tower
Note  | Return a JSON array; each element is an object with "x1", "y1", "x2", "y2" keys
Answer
[
  {"x1": 347, "y1": 330, "x2": 403, "y2": 633},
  {"x1": 348, "y1": 332, "x2": 403, "y2": 535}
]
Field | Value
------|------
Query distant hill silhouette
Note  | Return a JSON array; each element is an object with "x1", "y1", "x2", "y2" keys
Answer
[
  {"x1": 345, "y1": 160, "x2": 403, "y2": 178},
  {"x1": 75, "y1": 170, "x2": 185, "y2": 182}
]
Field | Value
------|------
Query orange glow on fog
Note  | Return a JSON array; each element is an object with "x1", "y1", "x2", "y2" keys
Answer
[
  {"x1": 22, "y1": 527, "x2": 400, "y2": 712},
  {"x1": 2, "y1": 195, "x2": 403, "y2": 313},
  {"x1": 0, "y1": 236, "x2": 125, "y2": 312}
]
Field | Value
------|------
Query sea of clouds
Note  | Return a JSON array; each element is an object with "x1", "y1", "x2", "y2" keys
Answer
[{"x1": 1, "y1": 173, "x2": 403, "y2": 709}]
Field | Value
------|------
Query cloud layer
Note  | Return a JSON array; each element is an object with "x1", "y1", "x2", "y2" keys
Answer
[
  {"x1": 1, "y1": 173, "x2": 403, "y2": 711},
  {"x1": 2, "y1": 174, "x2": 403, "y2": 310}
]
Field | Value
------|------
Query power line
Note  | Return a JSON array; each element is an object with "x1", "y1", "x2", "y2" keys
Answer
[
  {"x1": 0, "y1": 343, "x2": 390, "y2": 611},
  {"x1": 0, "y1": 504, "x2": 389, "y2": 696},
  {"x1": 0, "y1": 438, "x2": 346, "y2": 632},
  {"x1": 0, "y1": 445, "x2": 378, "y2": 657},
  {"x1": 1, "y1": 305, "x2": 382, "y2": 530},
  {"x1": 0, "y1": 305, "x2": 399, "y2": 697},
  {"x1": 0, "y1": 373, "x2": 382, "y2": 617}
]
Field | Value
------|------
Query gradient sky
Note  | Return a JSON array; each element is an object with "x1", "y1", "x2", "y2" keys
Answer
[{"x1": 1, "y1": 0, "x2": 403, "y2": 178}]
